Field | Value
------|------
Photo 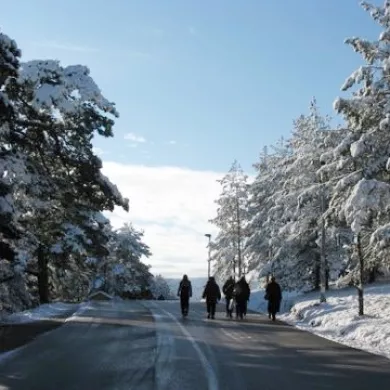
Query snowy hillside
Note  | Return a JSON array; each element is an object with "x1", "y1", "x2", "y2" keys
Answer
[{"x1": 248, "y1": 283, "x2": 390, "y2": 360}]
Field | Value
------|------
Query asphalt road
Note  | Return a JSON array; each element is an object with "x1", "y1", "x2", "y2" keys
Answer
[{"x1": 0, "y1": 300, "x2": 390, "y2": 390}]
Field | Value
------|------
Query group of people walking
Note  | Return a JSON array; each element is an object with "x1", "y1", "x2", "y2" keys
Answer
[{"x1": 177, "y1": 274, "x2": 282, "y2": 321}]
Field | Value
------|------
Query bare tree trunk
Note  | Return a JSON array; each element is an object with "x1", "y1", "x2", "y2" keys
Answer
[
  {"x1": 37, "y1": 245, "x2": 49, "y2": 304},
  {"x1": 356, "y1": 232, "x2": 364, "y2": 316},
  {"x1": 314, "y1": 254, "x2": 320, "y2": 290}
]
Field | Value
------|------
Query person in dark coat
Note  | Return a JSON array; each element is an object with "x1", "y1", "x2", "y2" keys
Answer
[
  {"x1": 202, "y1": 276, "x2": 221, "y2": 319},
  {"x1": 234, "y1": 276, "x2": 250, "y2": 319},
  {"x1": 265, "y1": 276, "x2": 282, "y2": 321},
  {"x1": 177, "y1": 274, "x2": 192, "y2": 316},
  {"x1": 222, "y1": 276, "x2": 235, "y2": 318}
]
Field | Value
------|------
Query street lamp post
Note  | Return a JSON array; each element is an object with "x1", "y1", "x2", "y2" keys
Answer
[
  {"x1": 319, "y1": 184, "x2": 327, "y2": 303},
  {"x1": 204, "y1": 234, "x2": 212, "y2": 278}
]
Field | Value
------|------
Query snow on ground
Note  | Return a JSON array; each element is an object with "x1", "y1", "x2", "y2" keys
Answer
[
  {"x1": 248, "y1": 282, "x2": 390, "y2": 360},
  {"x1": 0, "y1": 302, "x2": 79, "y2": 324}
]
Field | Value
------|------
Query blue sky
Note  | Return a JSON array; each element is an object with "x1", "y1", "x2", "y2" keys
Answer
[
  {"x1": 0, "y1": 0, "x2": 382, "y2": 277},
  {"x1": 1, "y1": 0, "x2": 380, "y2": 173}
]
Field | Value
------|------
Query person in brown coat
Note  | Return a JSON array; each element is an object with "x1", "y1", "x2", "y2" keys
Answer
[
  {"x1": 202, "y1": 276, "x2": 221, "y2": 319},
  {"x1": 265, "y1": 276, "x2": 282, "y2": 321}
]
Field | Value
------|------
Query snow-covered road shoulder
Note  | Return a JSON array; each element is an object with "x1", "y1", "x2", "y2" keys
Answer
[
  {"x1": 248, "y1": 283, "x2": 390, "y2": 360},
  {"x1": 0, "y1": 302, "x2": 79, "y2": 324}
]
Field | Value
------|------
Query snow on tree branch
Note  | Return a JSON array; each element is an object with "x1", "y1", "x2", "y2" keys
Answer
[{"x1": 18, "y1": 61, "x2": 118, "y2": 117}]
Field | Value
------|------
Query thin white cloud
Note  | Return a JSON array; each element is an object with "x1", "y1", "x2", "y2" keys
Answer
[
  {"x1": 124, "y1": 132, "x2": 147, "y2": 143},
  {"x1": 168, "y1": 140, "x2": 177, "y2": 145},
  {"x1": 32, "y1": 41, "x2": 98, "y2": 53},
  {"x1": 102, "y1": 162, "x2": 223, "y2": 278}
]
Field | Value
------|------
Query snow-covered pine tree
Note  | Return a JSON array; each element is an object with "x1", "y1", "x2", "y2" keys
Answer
[
  {"x1": 10, "y1": 59, "x2": 129, "y2": 303},
  {"x1": 272, "y1": 100, "x2": 347, "y2": 291},
  {"x1": 331, "y1": 0, "x2": 390, "y2": 283},
  {"x1": 209, "y1": 160, "x2": 249, "y2": 281},
  {"x1": 100, "y1": 223, "x2": 152, "y2": 298},
  {"x1": 245, "y1": 105, "x2": 347, "y2": 292},
  {"x1": 0, "y1": 31, "x2": 33, "y2": 312},
  {"x1": 0, "y1": 30, "x2": 152, "y2": 311},
  {"x1": 49, "y1": 212, "x2": 113, "y2": 302},
  {"x1": 149, "y1": 274, "x2": 172, "y2": 299},
  {"x1": 245, "y1": 138, "x2": 292, "y2": 287},
  {"x1": 0, "y1": 30, "x2": 21, "y2": 262}
]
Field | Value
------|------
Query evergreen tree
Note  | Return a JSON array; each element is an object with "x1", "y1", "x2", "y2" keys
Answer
[
  {"x1": 0, "y1": 29, "x2": 152, "y2": 312},
  {"x1": 331, "y1": 0, "x2": 390, "y2": 282},
  {"x1": 0, "y1": 30, "x2": 22, "y2": 262},
  {"x1": 95, "y1": 223, "x2": 152, "y2": 298},
  {"x1": 245, "y1": 139, "x2": 291, "y2": 285},
  {"x1": 209, "y1": 160, "x2": 249, "y2": 280},
  {"x1": 10, "y1": 59, "x2": 129, "y2": 303}
]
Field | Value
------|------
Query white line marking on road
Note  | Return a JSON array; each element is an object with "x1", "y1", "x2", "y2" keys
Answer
[
  {"x1": 221, "y1": 328, "x2": 240, "y2": 342},
  {"x1": 161, "y1": 309, "x2": 219, "y2": 390},
  {"x1": 150, "y1": 309, "x2": 175, "y2": 390}
]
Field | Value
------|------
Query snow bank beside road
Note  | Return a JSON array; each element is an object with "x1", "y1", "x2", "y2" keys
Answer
[
  {"x1": 248, "y1": 283, "x2": 390, "y2": 360},
  {"x1": 248, "y1": 288, "x2": 299, "y2": 314},
  {"x1": 0, "y1": 302, "x2": 79, "y2": 324}
]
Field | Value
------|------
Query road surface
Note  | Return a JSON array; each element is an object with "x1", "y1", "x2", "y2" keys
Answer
[{"x1": 0, "y1": 300, "x2": 390, "y2": 390}]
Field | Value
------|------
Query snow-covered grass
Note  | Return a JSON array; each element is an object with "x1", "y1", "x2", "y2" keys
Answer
[
  {"x1": 0, "y1": 302, "x2": 79, "y2": 324},
  {"x1": 248, "y1": 288, "x2": 300, "y2": 314},
  {"x1": 248, "y1": 283, "x2": 390, "y2": 360}
]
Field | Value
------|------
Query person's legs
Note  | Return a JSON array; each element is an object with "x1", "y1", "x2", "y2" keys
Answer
[
  {"x1": 206, "y1": 300, "x2": 211, "y2": 318},
  {"x1": 235, "y1": 299, "x2": 242, "y2": 319},
  {"x1": 180, "y1": 296, "x2": 185, "y2": 314},
  {"x1": 211, "y1": 300, "x2": 216, "y2": 318},
  {"x1": 267, "y1": 301, "x2": 272, "y2": 319},
  {"x1": 225, "y1": 298, "x2": 230, "y2": 316},
  {"x1": 270, "y1": 301, "x2": 276, "y2": 321},
  {"x1": 183, "y1": 295, "x2": 189, "y2": 315},
  {"x1": 228, "y1": 298, "x2": 233, "y2": 318},
  {"x1": 239, "y1": 300, "x2": 245, "y2": 319}
]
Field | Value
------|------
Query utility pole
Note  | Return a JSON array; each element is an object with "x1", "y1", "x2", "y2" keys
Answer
[
  {"x1": 204, "y1": 234, "x2": 212, "y2": 278},
  {"x1": 231, "y1": 239, "x2": 237, "y2": 282},
  {"x1": 235, "y1": 187, "x2": 242, "y2": 278}
]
